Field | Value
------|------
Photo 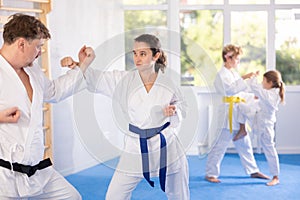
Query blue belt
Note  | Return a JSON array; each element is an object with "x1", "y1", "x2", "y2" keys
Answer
[{"x1": 129, "y1": 122, "x2": 170, "y2": 192}]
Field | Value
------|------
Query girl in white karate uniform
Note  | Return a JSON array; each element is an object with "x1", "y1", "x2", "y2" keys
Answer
[
  {"x1": 247, "y1": 70, "x2": 285, "y2": 186},
  {"x1": 62, "y1": 34, "x2": 190, "y2": 200}
]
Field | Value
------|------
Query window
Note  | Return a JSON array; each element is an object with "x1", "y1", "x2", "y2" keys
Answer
[
  {"x1": 124, "y1": 0, "x2": 167, "y2": 5},
  {"x1": 180, "y1": 10, "x2": 223, "y2": 86},
  {"x1": 231, "y1": 11, "x2": 267, "y2": 80},
  {"x1": 275, "y1": 9, "x2": 300, "y2": 85},
  {"x1": 180, "y1": 0, "x2": 223, "y2": 5},
  {"x1": 124, "y1": 10, "x2": 167, "y2": 70},
  {"x1": 123, "y1": 0, "x2": 300, "y2": 87},
  {"x1": 276, "y1": 0, "x2": 300, "y2": 4},
  {"x1": 229, "y1": 0, "x2": 270, "y2": 4}
]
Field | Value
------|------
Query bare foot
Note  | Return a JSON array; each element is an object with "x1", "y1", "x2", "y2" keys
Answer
[
  {"x1": 205, "y1": 176, "x2": 221, "y2": 183},
  {"x1": 266, "y1": 176, "x2": 279, "y2": 186},
  {"x1": 250, "y1": 172, "x2": 270, "y2": 180},
  {"x1": 233, "y1": 129, "x2": 247, "y2": 141}
]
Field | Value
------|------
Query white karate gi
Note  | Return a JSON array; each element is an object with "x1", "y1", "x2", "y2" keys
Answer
[
  {"x1": 236, "y1": 97, "x2": 261, "y2": 132},
  {"x1": 248, "y1": 77, "x2": 280, "y2": 176},
  {"x1": 0, "y1": 55, "x2": 82, "y2": 199},
  {"x1": 206, "y1": 66, "x2": 261, "y2": 178},
  {"x1": 85, "y1": 68, "x2": 190, "y2": 200}
]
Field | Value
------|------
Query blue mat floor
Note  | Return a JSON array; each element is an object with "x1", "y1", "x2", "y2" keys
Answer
[{"x1": 66, "y1": 153, "x2": 300, "y2": 200}]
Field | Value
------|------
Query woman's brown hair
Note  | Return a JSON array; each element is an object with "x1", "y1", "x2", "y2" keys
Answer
[{"x1": 134, "y1": 34, "x2": 167, "y2": 73}]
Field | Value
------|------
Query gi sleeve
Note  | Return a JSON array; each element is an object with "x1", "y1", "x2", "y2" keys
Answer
[
  {"x1": 43, "y1": 67, "x2": 86, "y2": 103},
  {"x1": 84, "y1": 68, "x2": 128, "y2": 98},
  {"x1": 248, "y1": 77, "x2": 278, "y2": 110},
  {"x1": 214, "y1": 71, "x2": 248, "y2": 96},
  {"x1": 169, "y1": 86, "x2": 187, "y2": 128}
]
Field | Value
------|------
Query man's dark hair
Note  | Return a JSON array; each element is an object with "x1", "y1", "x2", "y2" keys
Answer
[{"x1": 3, "y1": 13, "x2": 51, "y2": 44}]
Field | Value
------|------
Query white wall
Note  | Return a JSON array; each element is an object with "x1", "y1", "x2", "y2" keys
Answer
[
  {"x1": 276, "y1": 91, "x2": 300, "y2": 153},
  {"x1": 48, "y1": 1, "x2": 300, "y2": 176},
  {"x1": 48, "y1": 0, "x2": 124, "y2": 176}
]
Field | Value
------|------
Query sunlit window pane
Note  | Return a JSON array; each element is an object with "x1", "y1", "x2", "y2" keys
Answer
[
  {"x1": 180, "y1": 10, "x2": 223, "y2": 86},
  {"x1": 231, "y1": 11, "x2": 267, "y2": 80},
  {"x1": 180, "y1": 0, "x2": 223, "y2": 5},
  {"x1": 276, "y1": 10, "x2": 300, "y2": 85},
  {"x1": 275, "y1": 0, "x2": 300, "y2": 4},
  {"x1": 123, "y1": 0, "x2": 166, "y2": 5},
  {"x1": 229, "y1": 0, "x2": 270, "y2": 4},
  {"x1": 124, "y1": 10, "x2": 167, "y2": 70}
]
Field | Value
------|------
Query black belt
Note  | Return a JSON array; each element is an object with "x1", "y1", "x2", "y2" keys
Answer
[{"x1": 0, "y1": 158, "x2": 52, "y2": 177}]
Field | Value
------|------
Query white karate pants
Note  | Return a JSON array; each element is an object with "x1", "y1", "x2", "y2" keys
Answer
[
  {"x1": 106, "y1": 156, "x2": 190, "y2": 200},
  {"x1": 260, "y1": 124, "x2": 280, "y2": 176},
  {"x1": 206, "y1": 128, "x2": 260, "y2": 178}
]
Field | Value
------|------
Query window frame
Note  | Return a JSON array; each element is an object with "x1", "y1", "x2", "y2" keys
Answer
[{"x1": 123, "y1": 0, "x2": 300, "y2": 91}]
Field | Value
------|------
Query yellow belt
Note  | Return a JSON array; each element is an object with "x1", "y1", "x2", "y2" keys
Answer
[{"x1": 223, "y1": 96, "x2": 246, "y2": 133}]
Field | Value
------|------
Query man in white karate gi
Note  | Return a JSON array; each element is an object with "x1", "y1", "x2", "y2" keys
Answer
[{"x1": 0, "y1": 13, "x2": 94, "y2": 199}]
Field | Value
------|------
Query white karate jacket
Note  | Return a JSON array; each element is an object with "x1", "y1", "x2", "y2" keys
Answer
[
  {"x1": 85, "y1": 68, "x2": 187, "y2": 177},
  {"x1": 248, "y1": 77, "x2": 280, "y2": 130},
  {"x1": 214, "y1": 66, "x2": 253, "y2": 130}
]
